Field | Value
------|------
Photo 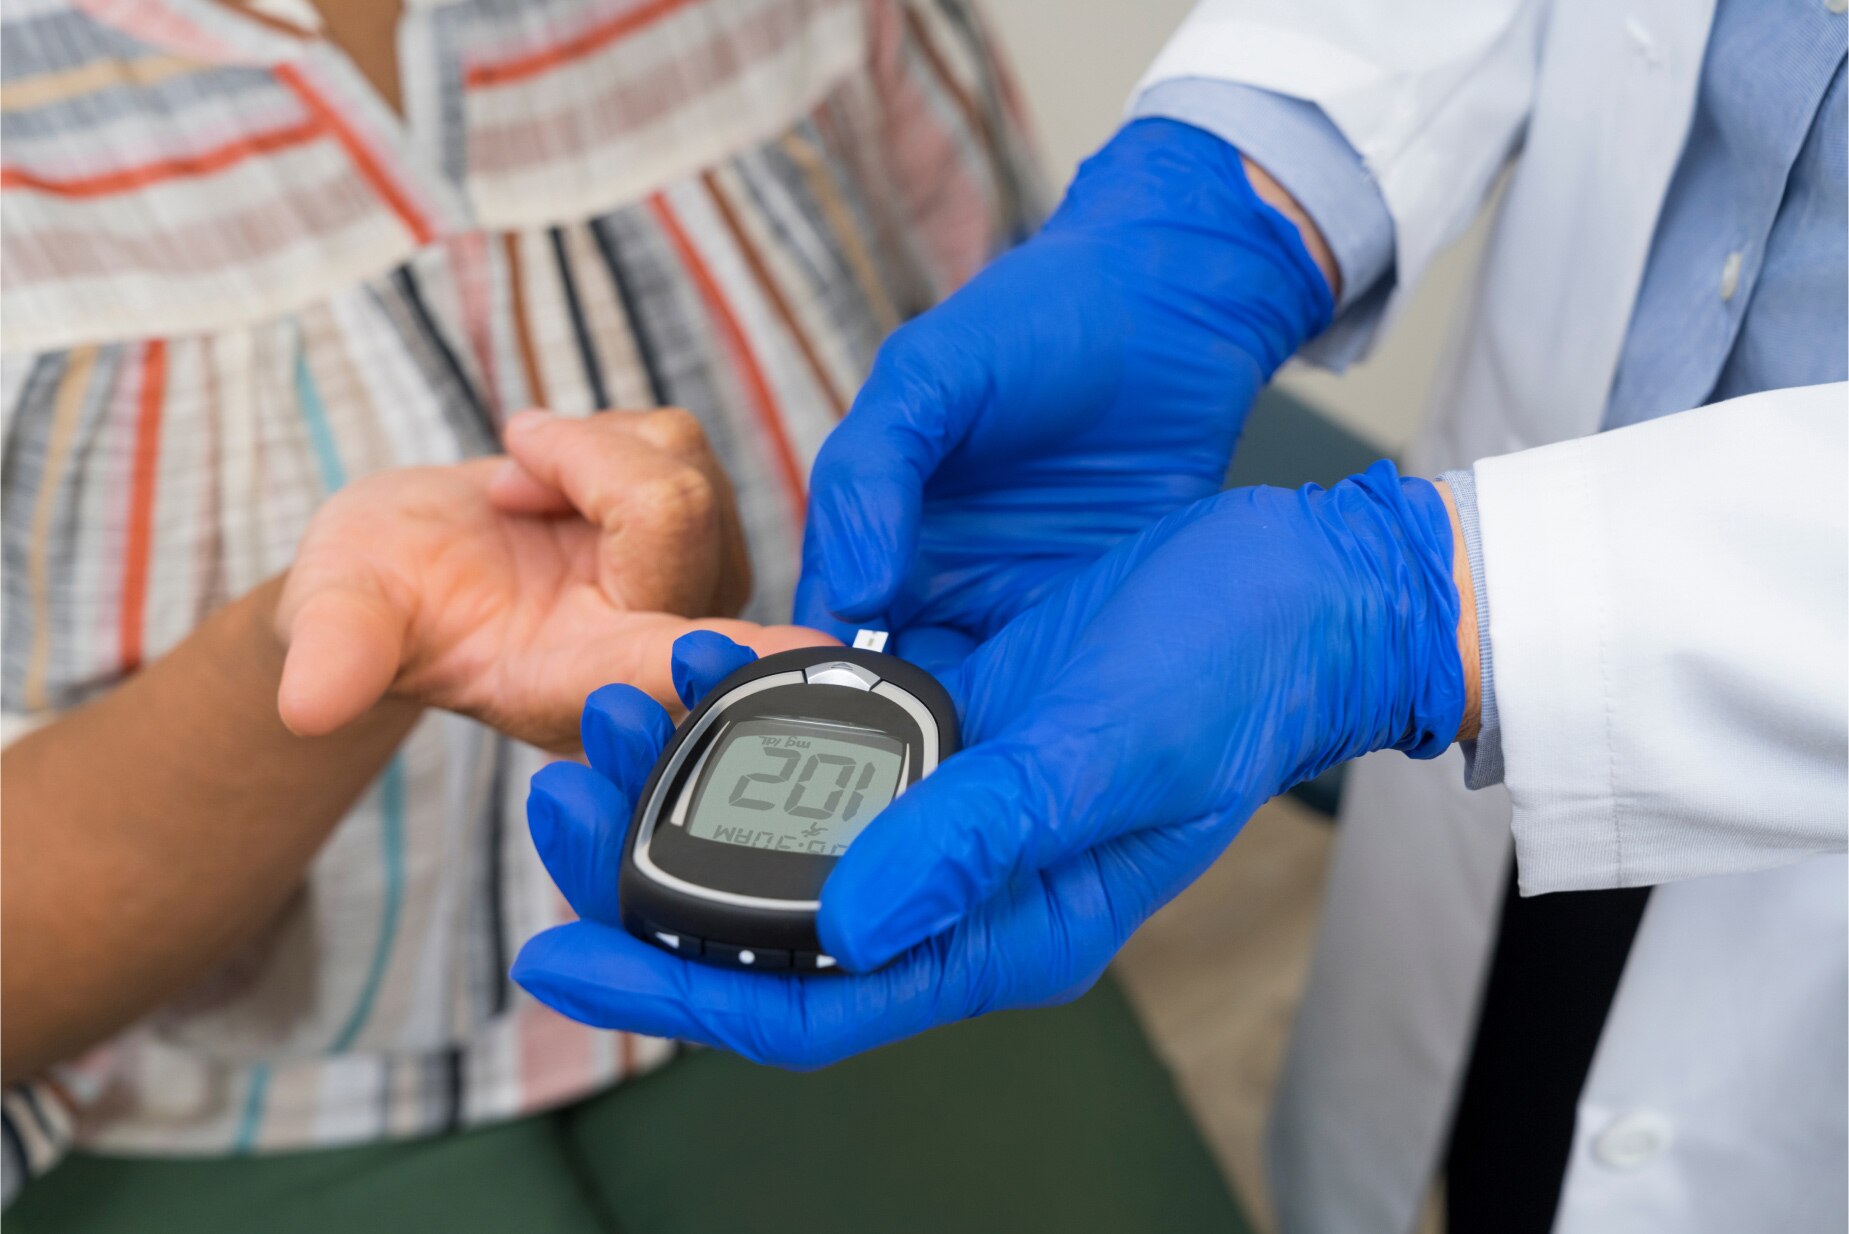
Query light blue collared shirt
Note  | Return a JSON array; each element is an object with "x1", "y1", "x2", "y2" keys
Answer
[{"x1": 1135, "y1": 0, "x2": 1848, "y2": 785}]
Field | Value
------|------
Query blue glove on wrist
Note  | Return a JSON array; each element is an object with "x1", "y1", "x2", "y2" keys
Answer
[
  {"x1": 511, "y1": 464, "x2": 1461, "y2": 1069},
  {"x1": 822, "y1": 463, "x2": 1463, "y2": 972},
  {"x1": 794, "y1": 118, "x2": 1334, "y2": 666}
]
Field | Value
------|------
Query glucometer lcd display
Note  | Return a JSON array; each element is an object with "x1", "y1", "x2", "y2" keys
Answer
[{"x1": 685, "y1": 717, "x2": 904, "y2": 856}]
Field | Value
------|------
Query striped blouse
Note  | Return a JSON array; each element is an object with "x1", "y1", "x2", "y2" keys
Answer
[{"x1": 0, "y1": 0, "x2": 1037, "y2": 1198}]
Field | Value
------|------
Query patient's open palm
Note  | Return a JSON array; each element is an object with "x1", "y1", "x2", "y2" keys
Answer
[{"x1": 276, "y1": 410, "x2": 827, "y2": 751}]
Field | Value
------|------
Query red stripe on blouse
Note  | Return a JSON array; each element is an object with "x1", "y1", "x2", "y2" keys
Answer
[
  {"x1": 0, "y1": 117, "x2": 324, "y2": 197},
  {"x1": 275, "y1": 64, "x2": 436, "y2": 247},
  {"x1": 464, "y1": 0, "x2": 695, "y2": 88},
  {"x1": 647, "y1": 193, "x2": 807, "y2": 526},
  {"x1": 119, "y1": 340, "x2": 167, "y2": 674}
]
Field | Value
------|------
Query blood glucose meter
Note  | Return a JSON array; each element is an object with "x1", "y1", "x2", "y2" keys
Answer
[{"x1": 620, "y1": 632, "x2": 959, "y2": 972}]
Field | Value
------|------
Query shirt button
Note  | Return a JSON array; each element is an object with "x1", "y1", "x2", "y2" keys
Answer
[
  {"x1": 1624, "y1": 17, "x2": 1663, "y2": 67},
  {"x1": 1828, "y1": 0, "x2": 1847, "y2": 16},
  {"x1": 1593, "y1": 1111, "x2": 1673, "y2": 1170},
  {"x1": 1718, "y1": 251, "x2": 1743, "y2": 301}
]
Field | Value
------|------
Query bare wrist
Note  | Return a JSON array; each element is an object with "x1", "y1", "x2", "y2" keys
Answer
[
  {"x1": 1435, "y1": 481, "x2": 1483, "y2": 742},
  {"x1": 241, "y1": 574, "x2": 292, "y2": 678},
  {"x1": 1242, "y1": 156, "x2": 1341, "y2": 301}
]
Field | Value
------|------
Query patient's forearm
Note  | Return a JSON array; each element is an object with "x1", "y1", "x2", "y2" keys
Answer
[{"x1": 0, "y1": 576, "x2": 418, "y2": 1083}]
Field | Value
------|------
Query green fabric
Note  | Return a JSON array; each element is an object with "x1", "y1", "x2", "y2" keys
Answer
[
  {"x1": 9, "y1": 977, "x2": 1250, "y2": 1234},
  {"x1": 1229, "y1": 387, "x2": 1388, "y2": 494}
]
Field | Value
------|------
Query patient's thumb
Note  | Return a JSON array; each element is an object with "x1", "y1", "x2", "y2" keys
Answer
[{"x1": 277, "y1": 589, "x2": 407, "y2": 737}]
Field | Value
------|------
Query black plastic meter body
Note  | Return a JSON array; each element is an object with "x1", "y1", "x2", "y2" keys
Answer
[{"x1": 619, "y1": 641, "x2": 959, "y2": 972}]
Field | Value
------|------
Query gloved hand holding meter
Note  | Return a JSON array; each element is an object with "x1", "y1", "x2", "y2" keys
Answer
[
  {"x1": 512, "y1": 461, "x2": 1465, "y2": 1068},
  {"x1": 509, "y1": 117, "x2": 1468, "y2": 1065},
  {"x1": 505, "y1": 6, "x2": 1847, "y2": 1229},
  {"x1": 509, "y1": 91, "x2": 1840, "y2": 1107}
]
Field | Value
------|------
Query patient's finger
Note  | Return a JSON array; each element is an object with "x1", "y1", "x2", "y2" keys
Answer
[
  {"x1": 276, "y1": 584, "x2": 407, "y2": 737},
  {"x1": 500, "y1": 410, "x2": 744, "y2": 617},
  {"x1": 486, "y1": 454, "x2": 573, "y2": 515},
  {"x1": 627, "y1": 409, "x2": 751, "y2": 615}
]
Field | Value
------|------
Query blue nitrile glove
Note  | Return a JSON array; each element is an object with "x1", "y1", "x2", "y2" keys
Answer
[
  {"x1": 511, "y1": 464, "x2": 1461, "y2": 1069},
  {"x1": 793, "y1": 118, "x2": 1333, "y2": 668},
  {"x1": 512, "y1": 631, "x2": 1191, "y2": 1069}
]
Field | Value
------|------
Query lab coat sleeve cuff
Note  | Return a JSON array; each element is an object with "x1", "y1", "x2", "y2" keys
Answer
[
  {"x1": 1439, "y1": 468, "x2": 1503, "y2": 789},
  {"x1": 1130, "y1": 79, "x2": 1395, "y2": 371},
  {"x1": 1475, "y1": 432, "x2": 1629, "y2": 893},
  {"x1": 1474, "y1": 386, "x2": 1849, "y2": 895}
]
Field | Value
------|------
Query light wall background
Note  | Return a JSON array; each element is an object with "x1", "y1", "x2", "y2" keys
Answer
[{"x1": 982, "y1": 0, "x2": 1495, "y2": 456}]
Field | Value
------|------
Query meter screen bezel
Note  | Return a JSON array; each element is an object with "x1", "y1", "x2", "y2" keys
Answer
[
  {"x1": 641, "y1": 682, "x2": 925, "y2": 902},
  {"x1": 619, "y1": 645, "x2": 959, "y2": 961}
]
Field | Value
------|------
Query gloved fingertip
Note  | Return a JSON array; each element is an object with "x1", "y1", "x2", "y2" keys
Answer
[
  {"x1": 816, "y1": 868, "x2": 951, "y2": 974},
  {"x1": 528, "y1": 759, "x2": 616, "y2": 821},
  {"x1": 582, "y1": 685, "x2": 672, "y2": 785},
  {"x1": 508, "y1": 925, "x2": 574, "y2": 995},
  {"x1": 819, "y1": 565, "x2": 895, "y2": 625},
  {"x1": 891, "y1": 625, "x2": 979, "y2": 682},
  {"x1": 814, "y1": 920, "x2": 898, "y2": 975},
  {"x1": 523, "y1": 762, "x2": 632, "y2": 922},
  {"x1": 804, "y1": 471, "x2": 916, "y2": 622},
  {"x1": 509, "y1": 923, "x2": 654, "y2": 1016},
  {"x1": 821, "y1": 745, "x2": 1045, "y2": 969},
  {"x1": 583, "y1": 682, "x2": 667, "y2": 731},
  {"x1": 670, "y1": 631, "x2": 756, "y2": 709},
  {"x1": 524, "y1": 775, "x2": 560, "y2": 843},
  {"x1": 790, "y1": 574, "x2": 863, "y2": 645}
]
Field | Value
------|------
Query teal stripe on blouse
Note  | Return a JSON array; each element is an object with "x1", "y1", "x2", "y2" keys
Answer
[
  {"x1": 293, "y1": 340, "x2": 347, "y2": 491},
  {"x1": 294, "y1": 335, "x2": 408, "y2": 1053},
  {"x1": 231, "y1": 1065, "x2": 270, "y2": 1153},
  {"x1": 330, "y1": 757, "x2": 408, "y2": 1052}
]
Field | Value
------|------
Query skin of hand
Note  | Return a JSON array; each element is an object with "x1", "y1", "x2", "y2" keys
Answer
[
  {"x1": 3, "y1": 407, "x2": 832, "y2": 1083},
  {"x1": 276, "y1": 408, "x2": 830, "y2": 751}
]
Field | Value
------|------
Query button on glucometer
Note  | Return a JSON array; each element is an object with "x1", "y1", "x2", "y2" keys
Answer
[
  {"x1": 649, "y1": 927, "x2": 701, "y2": 957},
  {"x1": 707, "y1": 942, "x2": 789, "y2": 970}
]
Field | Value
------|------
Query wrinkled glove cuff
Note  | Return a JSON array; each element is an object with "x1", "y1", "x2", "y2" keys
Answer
[
  {"x1": 1049, "y1": 118, "x2": 1336, "y2": 374},
  {"x1": 1329, "y1": 462, "x2": 1467, "y2": 762}
]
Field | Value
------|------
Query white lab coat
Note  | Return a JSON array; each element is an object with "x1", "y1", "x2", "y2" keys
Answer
[{"x1": 1139, "y1": 3, "x2": 1849, "y2": 1232}]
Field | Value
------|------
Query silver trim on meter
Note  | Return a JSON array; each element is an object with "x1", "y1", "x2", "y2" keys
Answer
[{"x1": 803, "y1": 661, "x2": 879, "y2": 690}]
